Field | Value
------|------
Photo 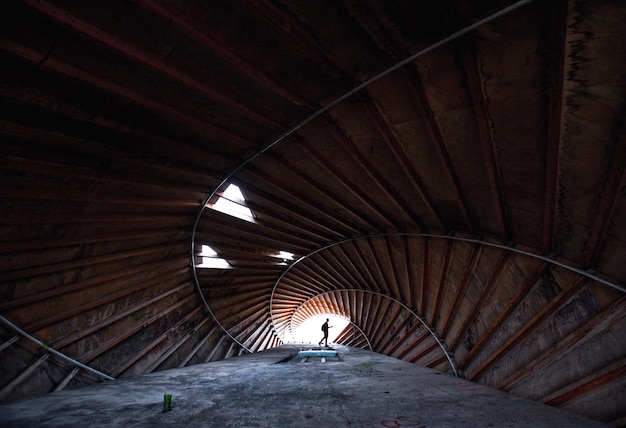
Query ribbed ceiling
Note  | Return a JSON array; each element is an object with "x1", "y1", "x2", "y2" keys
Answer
[{"x1": 1, "y1": 0, "x2": 625, "y2": 425}]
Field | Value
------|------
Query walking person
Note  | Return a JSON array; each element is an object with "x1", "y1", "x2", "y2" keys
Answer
[{"x1": 319, "y1": 318, "x2": 332, "y2": 347}]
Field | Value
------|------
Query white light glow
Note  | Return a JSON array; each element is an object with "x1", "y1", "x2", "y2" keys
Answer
[
  {"x1": 272, "y1": 250, "x2": 294, "y2": 260},
  {"x1": 289, "y1": 314, "x2": 350, "y2": 345},
  {"x1": 199, "y1": 244, "x2": 217, "y2": 256},
  {"x1": 197, "y1": 256, "x2": 231, "y2": 269},
  {"x1": 197, "y1": 244, "x2": 231, "y2": 269},
  {"x1": 210, "y1": 184, "x2": 255, "y2": 222}
]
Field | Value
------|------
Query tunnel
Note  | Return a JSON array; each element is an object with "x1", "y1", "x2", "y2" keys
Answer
[{"x1": 0, "y1": 0, "x2": 625, "y2": 426}]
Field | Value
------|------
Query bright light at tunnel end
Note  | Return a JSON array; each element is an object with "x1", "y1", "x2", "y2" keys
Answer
[{"x1": 285, "y1": 314, "x2": 350, "y2": 345}]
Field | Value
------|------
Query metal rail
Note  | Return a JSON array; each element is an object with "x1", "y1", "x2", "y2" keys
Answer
[
  {"x1": 190, "y1": 0, "x2": 538, "y2": 353},
  {"x1": 0, "y1": 314, "x2": 115, "y2": 382},
  {"x1": 269, "y1": 232, "x2": 626, "y2": 331}
]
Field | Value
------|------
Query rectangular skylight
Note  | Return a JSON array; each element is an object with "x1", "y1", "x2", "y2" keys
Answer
[
  {"x1": 208, "y1": 184, "x2": 255, "y2": 222},
  {"x1": 273, "y1": 251, "x2": 294, "y2": 260},
  {"x1": 196, "y1": 244, "x2": 232, "y2": 269},
  {"x1": 271, "y1": 250, "x2": 295, "y2": 265}
]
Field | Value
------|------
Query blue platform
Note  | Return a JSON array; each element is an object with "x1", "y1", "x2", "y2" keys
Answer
[{"x1": 297, "y1": 350, "x2": 338, "y2": 357}]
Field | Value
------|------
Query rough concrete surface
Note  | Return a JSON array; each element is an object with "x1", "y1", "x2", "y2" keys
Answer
[{"x1": 0, "y1": 345, "x2": 608, "y2": 427}]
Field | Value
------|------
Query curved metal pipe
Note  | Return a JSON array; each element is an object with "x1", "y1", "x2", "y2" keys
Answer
[
  {"x1": 190, "y1": 0, "x2": 538, "y2": 351},
  {"x1": 347, "y1": 320, "x2": 374, "y2": 351},
  {"x1": 269, "y1": 232, "x2": 625, "y2": 372},
  {"x1": 270, "y1": 233, "x2": 625, "y2": 326},
  {"x1": 0, "y1": 314, "x2": 115, "y2": 382},
  {"x1": 283, "y1": 288, "x2": 457, "y2": 376}
]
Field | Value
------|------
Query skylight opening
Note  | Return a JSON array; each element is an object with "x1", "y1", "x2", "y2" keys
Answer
[
  {"x1": 208, "y1": 184, "x2": 255, "y2": 222},
  {"x1": 288, "y1": 314, "x2": 351, "y2": 344},
  {"x1": 196, "y1": 244, "x2": 232, "y2": 269},
  {"x1": 271, "y1": 250, "x2": 295, "y2": 265}
]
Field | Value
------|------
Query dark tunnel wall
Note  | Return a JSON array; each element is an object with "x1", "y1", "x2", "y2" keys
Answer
[{"x1": 1, "y1": 0, "x2": 625, "y2": 425}]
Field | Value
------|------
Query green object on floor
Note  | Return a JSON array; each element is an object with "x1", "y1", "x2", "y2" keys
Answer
[{"x1": 163, "y1": 393, "x2": 172, "y2": 412}]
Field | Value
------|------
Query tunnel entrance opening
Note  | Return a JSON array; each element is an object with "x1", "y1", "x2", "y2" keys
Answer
[{"x1": 287, "y1": 314, "x2": 350, "y2": 345}]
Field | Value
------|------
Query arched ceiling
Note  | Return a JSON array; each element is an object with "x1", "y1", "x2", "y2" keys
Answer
[{"x1": 1, "y1": 0, "x2": 625, "y2": 425}]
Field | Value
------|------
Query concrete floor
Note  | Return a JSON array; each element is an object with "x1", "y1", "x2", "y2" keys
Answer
[{"x1": 0, "y1": 344, "x2": 607, "y2": 427}]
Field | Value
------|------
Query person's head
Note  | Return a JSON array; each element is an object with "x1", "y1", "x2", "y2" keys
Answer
[{"x1": 326, "y1": 318, "x2": 329, "y2": 322}]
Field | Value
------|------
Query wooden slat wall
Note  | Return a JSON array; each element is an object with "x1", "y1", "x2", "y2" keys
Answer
[{"x1": 1, "y1": 1, "x2": 625, "y2": 425}]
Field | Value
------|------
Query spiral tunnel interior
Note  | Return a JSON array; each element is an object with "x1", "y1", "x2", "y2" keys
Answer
[{"x1": 1, "y1": 0, "x2": 625, "y2": 425}]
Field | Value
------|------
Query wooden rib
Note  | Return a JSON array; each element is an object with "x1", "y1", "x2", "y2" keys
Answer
[
  {"x1": 344, "y1": 240, "x2": 379, "y2": 291},
  {"x1": 403, "y1": 237, "x2": 416, "y2": 309},
  {"x1": 404, "y1": 67, "x2": 475, "y2": 233},
  {"x1": 324, "y1": 115, "x2": 425, "y2": 229},
  {"x1": 1, "y1": 260, "x2": 188, "y2": 313},
  {"x1": 309, "y1": 255, "x2": 356, "y2": 291},
  {"x1": 477, "y1": 276, "x2": 587, "y2": 384},
  {"x1": 0, "y1": 354, "x2": 50, "y2": 401},
  {"x1": 542, "y1": 0, "x2": 568, "y2": 255},
  {"x1": 396, "y1": 328, "x2": 430, "y2": 360},
  {"x1": 370, "y1": 299, "x2": 395, "y2": 349},
  {"x1": 0, "y1": 83, "x2": 237, "y2": 181},
  {"x1": 81, "y1": 294, "x2": 197, "y2": 373},
  {"x1": 388, "y1": 318, "x2": 423, "y2": 357},
  {"x1": 0, "y1": 187, "x2": 197, "y2": 209},
  {"x1": 372, "y1": 302, "x2": 401, "y2": 349},
  {"x1": 297, "y1": 139, "x2": 400, "y2": 229},
  {"x1": 364, "y1": 294, "x2": 384, "y2": 343},
  {"x1": 178, "y1": 322, "x2": 215, "y2": 368},
  {"x1": 460, "y1": 40, "x2": 509, "y2": 242},
  {"x1": 324, "y1": 249, "x2": 366, "y2": 294},
  {"x1": 52, "y1": 284, "x2": 193, "y2": 351},
  {"x1": 249, "y1": 319, "x2": 274, "y2": 352},
  {"x1": 356, "y1": 292, "x2": 369, "y2": 336},
  {"x1": 0, "y1": 228, "x2": 187, "y2": 254},
  {"x1": 364, "y1": 238, "x2": 394, "y2": 295},
  {"x1": 583, "y1": 124, "x2": 626, "y2": 267},
  {"x1": 409, "y1": 341, "x2": 440, "y2": 364},
  {"x1": 0, "y1": 40, "x2": 254, "y2": 148},
  {"x1": 544, "y1": 360, "x2": 626, "y2": 407},
  {"x1": 326, "y1": 246, "x2": 370, "y2": 292},
  {"x1": 204, "y1": 335, "x2": 228, "y2": 363},
  {"x1": 21, "y1": 0, "x2": 283, "y2": 130},
  {"x1": 135, "y1": 0, "x2": 310, "y2": 107},
  {"x1": 501, "y1": 296, "x2": 626, "y2": 393},
  {"x1": 241, "y1": 164, "x2": 360, "y2": 236},
  {"x1": 463, "y1": 262, "x2": 548, "y2": 376},
  {"x1": 144, "y1": 308, "x2": 205, "y2": 373},
  {"x1": 429, "y1": 239, "x2": 453, "y2": 326},
  {"x1": 426, "y1": 355, "x2": 449, "y2": 370},
  {"x1": 53, "y1": 367, "x2": 80, "y2": 392},
  {"x1": 0, "y1": 336, "x2": 20, "y2": 352},
  {"x1": 440, "y1": 245, "x2": 482, "y2": 338},
  {"x1": 448, "y1": 250, "x2": 512, "y2": 352},
  {"x1": 343, "y1": 290, "x2": 352, "y2": 320},
  {"x1": 248, "y1": 0, "x2": 351, "y2": 85},
  {"x1": 364, "y1": 96, "x2": 444, "y2": 230},
  {"x1": 382, "y1": 235, "x2": 403, "y2": 299},
  {"x1": 420, "y1": 237, "x2": 430, "y2": 316},
  {"x1": 0, "y1": 118, "x2": 223, "y2": 189},
  {"x1": 0, "y1": 243, "x2": 183, "y2": 284},
  {"x1": 243, "y1": 199, "x2": 341, "y2": 243},
  {"x1": 380, "y1": 310, "x2": 413, "y2": 354},
  {"x1": 21, "y1": 268, "x2": 188, "y2": 333}
]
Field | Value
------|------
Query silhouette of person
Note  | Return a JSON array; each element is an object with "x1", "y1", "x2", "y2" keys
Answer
[{"x1": 319, "y1": 318, "x2": 332, "y2": 347}]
